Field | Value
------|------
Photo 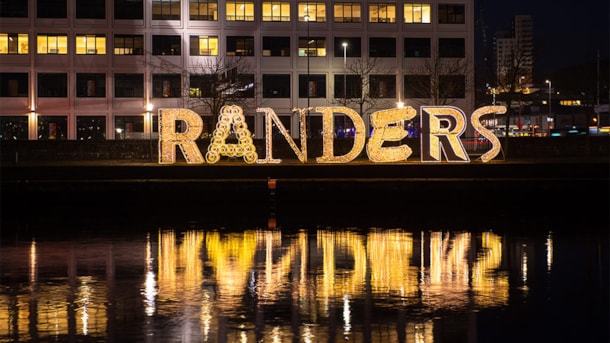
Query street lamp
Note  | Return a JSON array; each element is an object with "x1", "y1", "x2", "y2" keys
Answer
[
  {"x1": 545, "y1": 79, "x2": 552, "y2": 131},
  {"x1": 305, "y1": 12, "x2": 310, "y2": 137},
  {"x1": 518, "y1": 76, "x2": 524, "y2": 132},
  {"x1": 146, "y1": 103, "x2": 154, "y2": 160},
  {"x1": 342, "y1": 42, "x2": 347, "y2": 104}
]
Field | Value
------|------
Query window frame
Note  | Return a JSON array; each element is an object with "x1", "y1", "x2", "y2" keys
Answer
[
  {"x1": 368, "y1": 3, "x2": 396, "y2": 23},
  {"x1": 226, "y1": 1, "x2": 255, "y2": 21},
  {"x1": 189, "y1": 0, "x2": 218, "y2": 21},
  {"x1": 333, "y1": 2, "x2": 361, "y2": 23},
  {"x1": 262, "y1": 1, "x2": 291, "y2": 22},
  {"x1": 404, "y1": 3, "x2": 431, "y2": 23},
  {"x1": 190, "y1": 35, "x2": 219, "y2": 56}
]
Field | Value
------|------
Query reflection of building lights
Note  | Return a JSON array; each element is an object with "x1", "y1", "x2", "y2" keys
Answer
[
  {"x1": 343, "y1": 293, "x2": 351, "y2": 337},
  {"x1": 521, "y1": 244, "x2": 529, "y2": 291},
  {"x1": 546, "y1": 232, "x2": 553, "y2": 272}
]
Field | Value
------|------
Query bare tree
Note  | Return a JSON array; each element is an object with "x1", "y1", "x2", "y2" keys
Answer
[
  {"x1": 495, "y1": 42, "x2": 530, "y2": 153},
  {"x1": 335, "y1": 57, "x2": 388, "y2": 117},
  {"x1": 186, "y1": 56, "x2": 258, "y2": 132},
  {"x1": 405, "y1": 53, "x2": 470, "y2": 107}
]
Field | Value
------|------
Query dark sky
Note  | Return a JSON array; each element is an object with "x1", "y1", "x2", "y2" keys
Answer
[{"x1": 477, "y1": 0, "x2": 609, "y2": 79}]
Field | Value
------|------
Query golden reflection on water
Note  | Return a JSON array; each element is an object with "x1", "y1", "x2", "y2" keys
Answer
[{"x1": 1, "y1": 229, "x2": 521, "y2": 342}]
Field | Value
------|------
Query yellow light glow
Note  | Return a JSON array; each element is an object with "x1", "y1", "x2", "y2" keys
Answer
[
  {"x1": 256, "y1": 107, "x2": 307, "y2": 163},
  {"x1": 470, "y1": 106, "x2": 506, "y2": 162},
  {"x1": 206, "y1": 105, "x2": 258, "y2": 164},
  {"x1": 315, "y1": 107, "x2": 366, "y2": 163},
  {"x1": 367, "y1": 107, "x2": 417, "y2": 162},
  {"x1": 159, "y1": 108, "x2": 204, "y2": 164}
]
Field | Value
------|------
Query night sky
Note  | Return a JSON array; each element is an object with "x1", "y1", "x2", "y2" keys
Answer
[{"x1": 476, "y1": 0, "x2": 609, "y2": 79}]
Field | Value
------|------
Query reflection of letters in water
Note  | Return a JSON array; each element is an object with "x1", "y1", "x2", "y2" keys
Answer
[{"x1": 158, "y1": 105, "x2": 506, "y2": 165}]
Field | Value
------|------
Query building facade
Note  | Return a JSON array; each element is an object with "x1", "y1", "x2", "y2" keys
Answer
[{"x1": 0, "y1": 0, "x2": 474, "y2": 140}]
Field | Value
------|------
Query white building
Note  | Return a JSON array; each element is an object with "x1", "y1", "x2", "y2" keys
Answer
[{"x1": 0, "y1": 0, "x2": 475, "y2": 140}]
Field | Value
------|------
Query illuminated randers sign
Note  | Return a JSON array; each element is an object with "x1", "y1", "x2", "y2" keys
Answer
[{"x1": 158, "y1": 105, "x2": 507, "y2": 164}]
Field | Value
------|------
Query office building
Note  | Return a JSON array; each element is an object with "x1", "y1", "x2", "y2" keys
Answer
[{"x1": 0, "y1": 0, "x2": 475, "y2": 140}]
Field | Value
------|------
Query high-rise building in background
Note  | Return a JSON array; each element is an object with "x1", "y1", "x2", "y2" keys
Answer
[
  {"x1": 0, "y1": 0, "x2": 475, "y2": 140},
  {"x1": 495, "y1": 14, "x2": 533, "y2": 90}
]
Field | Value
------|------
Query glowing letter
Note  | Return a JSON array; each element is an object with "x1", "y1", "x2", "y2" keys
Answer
[
  {"x1": 158, "y1": 108, "x2": 204, "y2": 164},
  {"x1": 420, "y1": 106, "x2": 469, "y2": 162},
  {"x1": 471, "y1": 106, "x2": 506, "y2": 162},
  {"x1": 256, "y1": 107, "x2": 307, "y2": 163},
  {"x1": 206, "y1": 105, "x2": 258, "y2": 164},
  {"x1": 315, "y1": 106, "x2": 366, "y2": 163},
  {"x1": 367, "y1": 107, "x2": 417, "y2": 162}
]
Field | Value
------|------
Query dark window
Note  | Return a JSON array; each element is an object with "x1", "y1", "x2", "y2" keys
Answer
[
  {"x1": 263, "y1": 36, "x2": 290, "y2": 57},
  {"x1": 77, "y1": 116, "x2": 106, "y2": 140},
  {"x1": 0, "y1": 0, "x2": 28, "y2": 18},
  {"x1": 189, "y1": 73, "x2": 254, "y2": 98},
  {"x1": 76, "y1": 73, "x2": 106, "y2": 97},
  {"x1": 115, "y1": 73, "x2": 144, "y2": 97},
  {"x1": 370, "y1": 75, "x2": 396, "y2": 98},
  {"x1": 226, "y1": 36, "x2": 254, "y2": 56},
  {"x1": 38, "y1": 116, "x2": 67, "y2": 140},
  {"x1": 237, "y1": 74, "x2": 255, "y2": 98},
  {"x1": 189, "y1": 74, "x2": 214, "y2": 98},
  {"x1": 369, "y1": 37, "x2": 395, "y2": 57},
  {"x1": 38, "y1": 73, "x2": 67, "y2": 97},
  {"x1": 76, "y1": 0, "x2": 105, "y2": 19},
  {"x1": 334, "y1": 74, "x2": 361, "y2": 99},
  {"x1": 404, "y1": 75, "x2": 430, "y2": 98},
  {"x1": 114, "y1": 34, "x2": 144, "y2": 55},
  {"x1": 439, "y1": 38, "x2": 465, "y2": 58},
  {"x1": 152, "y1": 35, "x2": 181, "y2": 55},
  {"x1": 37, "y1": 0, "x2": 66, "y2": 18},
  {"x1": 114, "y1": 0, "x2": 143, "y2": 20},
  {"x1": 404, "y1": 38, "x2": 430, "y2": 57},
  {"x1": 153, "y1": 74, "x2": 182, "y2": 98},
  {"x1": 334, "y1": 37, "x2": 361, "y2": 57},
  {"x1": 438, "y1": 4, "x2": 465, "y2": 24},
  {"x1": 439, "y1": 75, "x2": 465, "y2": 98},
  {"x1": 115, "y1": 116, "x2": 144, "y2": 139},
  {"x1": 0, "y1": 116, "x2": 28, "y2": 140},
  {"x1": 299, "y1": 74, "x2": 325, "y2": 98},
  {"x1": 189, "y1": 0, "x2": 218, "y2": 20},
  {"x1": 263, "y1": 74, "x2": 290, "y2": 98},
  {"x1": 298, "y1": 37, "x2": 325, "y2": 57},
  {"x1": 0, "y1": 73, "x2": 28, "y2": 97},
  {"x1": 152, "y1": 0, "x2": 181, "y2": 20}
]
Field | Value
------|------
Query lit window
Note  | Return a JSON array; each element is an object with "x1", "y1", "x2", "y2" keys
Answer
[
  {"x1": 75, "y1": 34, "x2": 106, "y2": 55},
  {"x1": 262, "y1": 2, "x2": 290, "y2": 22},
  {"x1": 189, "y1": 36, "x2": 218, "y2": 56},
  {"x1": 37, "y1": 34, "x2": 68, "y2": 54},
  {"x1": 298, "y1": 2, "x2": 326, "y2": 22},
  {"x1": 334, "y1": 3, "x2": 361, "y2": 23},
  {"x1": 404, "y1": 3, "x2": 430, "y2": 23},
  {"x1": 0, "y1": 33, "x2": 28, "y2": 54},
  {"x1": 369, "y1": 3, "x2": 396, "y2": 23},
  {"x1": 226, "y1": 1, "x2": 254, "y2": 21}
]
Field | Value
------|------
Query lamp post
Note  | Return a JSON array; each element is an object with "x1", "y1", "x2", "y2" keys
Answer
[
  {"x1": 342, "y1": 42, "x2": 347, "y2": 104},
  {"x1": 146, "y1": 103, "x2": 154, "y2": 160},
  {"x1": 518, "y1": 76, "x2": 524, "y2": 132},
  {"x1": 305, "y1": 12, "x2": 310, "y2": 137},
  {"x1": 545, "y1": 79, "x2": 552, "y2": 131}
]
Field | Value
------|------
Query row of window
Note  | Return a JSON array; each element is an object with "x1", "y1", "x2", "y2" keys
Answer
[
  {"x1": 1, "y1": 34, "x2": 464, "y2": 58},
  {"x1": 1, "y1": 1, "x2": 465, "y2": 25},
  {"x1": 1, "y1": 72, "x2": 466, "y2": 99}
]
